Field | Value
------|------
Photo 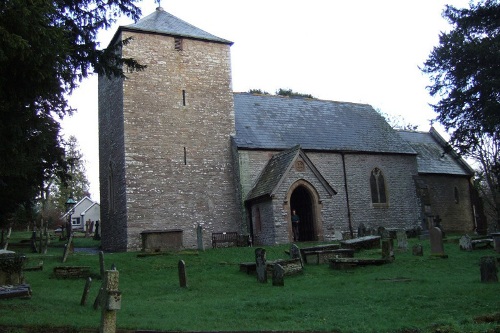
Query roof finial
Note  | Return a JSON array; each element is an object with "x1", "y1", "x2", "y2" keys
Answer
[{"x1": 155, "y1": 0, "x2": 163, "y2": 10}]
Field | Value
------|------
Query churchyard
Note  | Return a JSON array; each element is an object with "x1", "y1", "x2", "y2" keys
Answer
[{"x1": 0, "y1": 230, "x2": 499, "y2": 333}]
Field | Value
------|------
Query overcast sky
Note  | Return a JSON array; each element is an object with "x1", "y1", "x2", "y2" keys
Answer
[{"x1": 63, "y1": 0, "x2": 471, "y2": 201}]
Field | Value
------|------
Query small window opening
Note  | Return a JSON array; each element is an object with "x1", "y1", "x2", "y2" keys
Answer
[
  {"x1": 184, "y1": 147, "x2": 187, "y2": 165},
  {"x1": 175, "y1": 37, "x2": 183, "y2": 51},
  {"x1": 454, "y1": 187, "x2": 459, "y2": 204},
  {"x1": 182, "y1": 90, "x2": 186, "y2": 106},
  {"x1": 370, "y1": 167, "x2": 387, "y2": 204}
]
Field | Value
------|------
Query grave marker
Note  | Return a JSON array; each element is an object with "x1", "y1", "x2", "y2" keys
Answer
[
  {"x1": 480, "y1": 256, "x2": 498, "y2": 283},
  {"x1": 80, "y1": 277, "x2": 92, "y2": 306},
  {"x1": 100, "y1": 270, "x2": 121, "y2": 333},
  {"x1": 396, "y1": 230, "x2": 408, "y2": 251},
  {"x1": 412, "y1": 244, "x2": 423, "y2": 256},
  {"x1": 196, "y1": 224, "x2": 204, "y2": 251},
  {"x1": 178, "y1": 260, "x2": 187, "y2": 288},
  {"x1": 272, "y1": 264, "x2": 284, "y2": 287},
  {"x1": 429, "y1": 227, "x2": 447, "y2": 258},
  {"x1": 255, "y1": 248, "x2": 267, "y2": 283},
  {"x1": 381, "y1": 239, "x2": 394, "y2": 260},
  {"x1": 99, "y1": 251, "x2": 105, "y2": 278},
  {"x1": 459, "y1": 235, "x2": 473, "y2": 251}
]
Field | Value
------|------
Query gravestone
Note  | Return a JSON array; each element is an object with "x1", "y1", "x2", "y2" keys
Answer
[
  {"x1": 429, "y1": 227, "x2": 447, "y2": 257},
  {"x1": 178, "y1": 260, "x2": 187, "y2": 288},
  {"x1": 196, "y1": 224, "x2": 204, "y2": 251},
  {"x1": 80, "y1": 277, "x2": 92, "y2": 306},
  {"x1": 459, "y1": 235, "x2": 473, "y2": 251},
  {"x1": 491, "y1": 233, "x2": 500, "y2": 253},
  {"x1": 396, "y1": 230, "x2": 408, "y2": 251},
  {"x1": 412, "y1": 244, "x2": 423, "y2": 256},
  {"x1": 255, "y1": 248, "x2": 267, "y2": 283},
  {"x1": 290, "y1": 244, "x2": 304, "y2": 268},
  {"x1": 99, "y1": 251, "x2": 105, "y2": 278},
  {"x1": 377, "y1": 226, "x2": 389, "y2": 239},
  {"x1": 357, "y1": 223, "x2": 367, "y2": 237},
  {"x1": 480, "y1": 256, "x2": 498, "y2": 283},
  {"x1": 94, "y1": 221, "x2": 101, "y2": 240},
  {"x1": 272, "y1": 264, "x2": 284, "y2": 287},
  {"x1": 433, "y1": 215, "x2": 445, "y2": 238},
  {"x1": 381, "y1": 239, "x2": 394, "y2": 260}
]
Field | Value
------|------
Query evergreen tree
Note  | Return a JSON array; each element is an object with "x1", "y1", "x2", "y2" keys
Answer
[
  {"x1": 422, "y1": 0, "x2": 500, "y2": 229},
  {"x1": 0, "y1": 0, "x2": 144, "y2": 226}
]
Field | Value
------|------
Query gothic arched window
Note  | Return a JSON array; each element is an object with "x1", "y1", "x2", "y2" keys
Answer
[{"x1": 370, "y1": 167, "x2": 387, "y2": 205}]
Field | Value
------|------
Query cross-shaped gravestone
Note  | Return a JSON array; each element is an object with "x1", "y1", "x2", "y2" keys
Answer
[{"x1": 255, "y1": 248, "x2": 267, "y2": 283}]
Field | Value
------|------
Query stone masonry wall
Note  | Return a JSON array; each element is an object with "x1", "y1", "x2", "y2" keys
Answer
[
  {"x1": 422, "y1": 174, "x2": 474, "y2": 233},
  {"x1": 239, "y1": 149, "x2": 421, "y2": 245},
  {"x1": 98, "y1": 33, "x2": 129, "y2": 252},
  {"x1": 120, "y1": 31, "x2": 240, "y2": 250}
]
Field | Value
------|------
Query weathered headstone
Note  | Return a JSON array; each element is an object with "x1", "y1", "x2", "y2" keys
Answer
[
  {"x1": 357, "y1": 223, "x2": 367, "y2": 237},
  {"x1": 459, "y1": 235, "x2": 473, "y2": 251},
  {"x1": 381, "y1": 239, "x2": 394, "y2": 260},
  {"x1": 30, "y1": 231, "x2": 38, "y2": 253},
  {"x1": 396, "y1": 230, "x2": 408, "y2": 251},
  {"x1": 80, "y1": 277, "x2": 92, "y2": 306},
  {"x1": 178, "y1": 260, "x2": 187, "y2": 288},
  {"x1": 62, "y1": 234, "x2": 73, "y2": 263},
  {"x1": 491, "y1": 233, "x2": 500, "y2": 253},
  {"x1": 429, "y1": 227, "x2": 447, "y2": 257},
  {"x1": 255, "y1": 248, "x2": 267, "y2": 283},
  {"x1": 377, "y1": 226, "x2": 389, "y2": 239},
  {"x1": 100, "y1": 270, "x2": 121, "y2": 333},
  {"x1": 433, "y1": 215, "x2": 445, "y2": 238},
  {"x1": 480, "y1": 256, "x2": 498, "y2": 283},
  {"x1": 196, "y1": 224, "x2": 204, "y2": 251},
  {"x1": 99, "y1": 251, "x2": 105, "y2": 278},
  {"x1": 272, "y1": 264, "x2": 284, "y2": 287},
  {"x1": 412, "y1": 244, "x2": 423, "y2": 256},
  {"x1": 94, "y1": 221, "x2": 101, "y2": 240},
  {"x1": 289, "y1": 244, "x2": 303, "y2": 268}
]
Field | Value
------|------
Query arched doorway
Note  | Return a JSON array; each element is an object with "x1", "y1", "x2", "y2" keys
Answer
[{"x1": 290, "y1": 185, "x2": 315, "y2": 241}]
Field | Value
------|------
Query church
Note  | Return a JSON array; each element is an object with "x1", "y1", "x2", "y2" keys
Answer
[{"x1": 98, "y1": 7, "x2": 479, "y2": 252}]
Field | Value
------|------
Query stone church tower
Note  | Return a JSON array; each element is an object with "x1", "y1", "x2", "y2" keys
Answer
[{"x1": 98, "y1": 7, "x2": 240, "y2": 251}]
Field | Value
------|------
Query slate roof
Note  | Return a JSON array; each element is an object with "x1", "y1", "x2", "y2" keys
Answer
[
  {"x1": 233, "y1": 93, "x2": 416, "y2": 155},
  {"x1": 120, "y1": 7, "x2": 232, "y2": 45},
  {"x1": 397, "y1": 128, "x2": 474, "y2": 176},
  {"x1": 246, "y1": 145, "x2": 336, "y2": 201},
  {"x1": 246, "y1": 146, "x2": 301, "y2": 201}
]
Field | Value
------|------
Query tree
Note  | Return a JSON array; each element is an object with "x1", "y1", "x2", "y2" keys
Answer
[
  {"x1": 422, "y1": 0, "x2": 500, "y2": 230},
  {"x1": 50, "y1": 136, "x2": 91, "y2": 212},
  {"x1": 0, "y1": 0, "x2": 145, "y2": 226}
]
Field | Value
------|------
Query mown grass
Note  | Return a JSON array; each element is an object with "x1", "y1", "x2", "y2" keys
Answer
[{"x1": 0, "y1": 232, "x2": 499, "y2": 332}]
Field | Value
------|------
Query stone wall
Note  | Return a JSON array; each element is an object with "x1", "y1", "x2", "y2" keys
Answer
[
  {"x1": 120, "y1": 31, "x2": 240, "y2": 250},
  {"x1": 98, "y1": 33, "x2": 129, "y2": 252},
  {"x1": 421, "y1": 174, "x2": 474, "y2": 233},
  {"x1": 239, "y1": 149, "x2": 422, "y2": 245}
]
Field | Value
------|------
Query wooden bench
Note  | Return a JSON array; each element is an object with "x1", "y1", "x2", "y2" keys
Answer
[
  {"x1": 212, "y1": 232, "x2": 239, "y2": 248},
  {"x1": 329, "y1": 257, "x2": 391, "y2": 270}
]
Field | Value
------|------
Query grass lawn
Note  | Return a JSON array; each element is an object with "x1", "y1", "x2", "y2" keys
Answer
[{"x1": 0, "y1": 232, "x2": 499, "y2": 333}]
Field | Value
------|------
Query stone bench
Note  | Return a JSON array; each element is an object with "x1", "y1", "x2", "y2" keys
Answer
[
  {"x1": 329, "y1": 257, "x2": 391, "y2": 270},
  {"x1": 340, "y1": 235, "x2": 381, "y2": 251},
  {"x1": 303, "y1": 249, "x2": 355, "y2": 264}
]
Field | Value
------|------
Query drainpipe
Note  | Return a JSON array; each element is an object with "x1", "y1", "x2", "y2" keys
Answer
[{"x1": 341, "y1": 153, "x2": 354, "y2": 238}]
